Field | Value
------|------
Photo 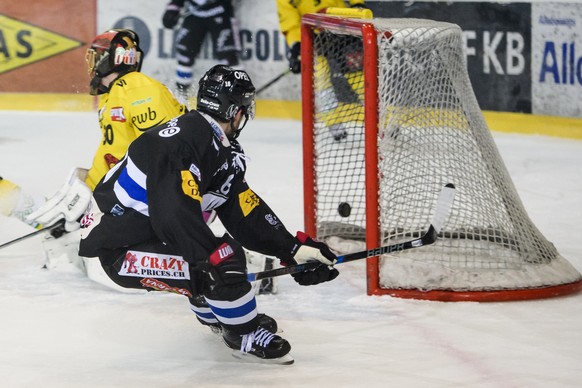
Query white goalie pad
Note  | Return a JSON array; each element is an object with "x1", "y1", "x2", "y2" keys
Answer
[
  {"x1": 41, "y1": 229, "x2": 144, "y2": 294},
  {"x1": 41, "y1": 229, "x2": 84, "y2": 270},
  {"x1": 82, "y1": 256, "x2": 145, "y2": 294},
  {"x1": 245, "y1": 250, "x2": 278, "y2": 295}
]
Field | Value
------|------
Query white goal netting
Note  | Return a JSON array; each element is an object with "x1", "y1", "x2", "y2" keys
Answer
[{"x1": 303, "y1": 16, "x2": 581, "y2": 298}]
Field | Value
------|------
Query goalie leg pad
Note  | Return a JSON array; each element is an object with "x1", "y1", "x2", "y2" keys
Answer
[
  {"x1": 245, "y1": 251, "x2": 278, "y2": 295},
  {"x1": 41, "y1": 229, "x2": 84, "y2": 270}
]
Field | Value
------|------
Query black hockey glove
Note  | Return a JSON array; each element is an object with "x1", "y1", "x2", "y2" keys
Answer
[
  {"x1": 288, "y1": 42, "x2": 301, "y2": 74},
  {"x1": 281, "y1": 232, "x2": 339, "y2": 286},
  {"x1": 162, "y1": 3, "x2": 182, "y2": 29},
  {"x1": 207, "y1": 234, "x2": 248, "y2": 286}
]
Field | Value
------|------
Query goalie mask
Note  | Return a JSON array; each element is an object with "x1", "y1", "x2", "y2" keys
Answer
[
  {"x1": 85, "y1": 29, "x2": 143, "y2": 95},
  {"x1": 197, "y1": 65, "x2": 256, "y2": 139}
]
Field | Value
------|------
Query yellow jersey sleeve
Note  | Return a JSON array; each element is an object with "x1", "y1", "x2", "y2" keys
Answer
[{"x1": 85, "y1": 72, "x2": 186, "y2": 189}]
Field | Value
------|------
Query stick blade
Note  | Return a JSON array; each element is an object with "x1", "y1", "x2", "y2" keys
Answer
[{"x1": 432, "y1": 183, "x2": 456, "y2": 233}]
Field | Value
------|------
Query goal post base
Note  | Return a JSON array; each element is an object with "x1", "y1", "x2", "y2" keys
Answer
[{"x1": 370, "y1": 279, "x2": 582, "y2": 302}]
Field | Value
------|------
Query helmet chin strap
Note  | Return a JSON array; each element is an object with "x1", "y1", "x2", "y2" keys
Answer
[{"x1": 228, "y1": 108, "x2": 250, "y2": 140}]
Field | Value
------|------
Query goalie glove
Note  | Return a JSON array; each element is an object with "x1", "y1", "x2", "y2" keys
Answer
[
  {"x1": 26, "y1": 167, "x2": 92, "y2": 234},
  {"x1": 288, "y1": 42, "x2": 301, "y2": 74},
  {"x1": 281, "y1": 232, "x2": 339, "y2": 286}
]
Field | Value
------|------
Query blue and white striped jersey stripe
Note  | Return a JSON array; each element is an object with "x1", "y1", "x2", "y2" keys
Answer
[{"x1": 113, "y1": 156, "x2": 149, "y2": 216}]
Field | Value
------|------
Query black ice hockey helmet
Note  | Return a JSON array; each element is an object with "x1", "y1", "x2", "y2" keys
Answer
[{"x1": 197, "y1": 65, "x2": 256, "y2": 138}]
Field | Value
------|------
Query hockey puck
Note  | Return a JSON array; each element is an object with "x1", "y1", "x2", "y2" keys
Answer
[{"x1": 338, "y1": 202, "x2": 351, "y2": 217}]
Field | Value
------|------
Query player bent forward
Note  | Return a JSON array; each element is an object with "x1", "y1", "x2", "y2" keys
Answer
[{"x1": 78, "y1": 65, "x2": 339, "y2": 364}]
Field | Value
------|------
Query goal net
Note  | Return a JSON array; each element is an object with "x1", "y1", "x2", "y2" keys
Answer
[{"x1": 301, "y1": 13, "x2": 582, "y2": 301}]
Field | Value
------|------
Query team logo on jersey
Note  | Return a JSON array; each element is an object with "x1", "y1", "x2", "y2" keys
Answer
[
  {"x1": 119, "y1": 251, "x2": 190, "y2": 280},
  {"x1": 239, "y1": 188, "x2": 260, "y2": 217},
  {"x1": 131, "y1": 97, "x2": 152, "y2": 106},
  {"x1": 110, "y1": 107, "x2": 126, "y2": 122},
  {"x1": 159, "y1": 126, "x2": 180, "y2": 137},
  {"x1": 265, "y1": 214, "x2": 283, "y2": 229},
  {"x1": 110, "y1": 204, "x2": 125, "y2": 216},
  {"x1": 80, "y1": 212, "x2": 94, "y2": 228},
  {"x1": 181, "y1": 170, "x2": 202, "y2": 202}
]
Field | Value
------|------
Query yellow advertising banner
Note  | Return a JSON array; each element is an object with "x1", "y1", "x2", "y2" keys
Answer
[{"x1": 0, "y1": 15, "x2": 83, "y2": 75}]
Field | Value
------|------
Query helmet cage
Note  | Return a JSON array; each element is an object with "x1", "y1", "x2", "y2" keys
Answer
[{"x1": 86, "y1": 29, "x2": 143, "y2": 95}]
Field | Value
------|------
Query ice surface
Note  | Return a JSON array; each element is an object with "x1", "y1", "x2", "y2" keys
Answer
[{"x1": 1, "y1": 111, "x2": 581, "y2": 387}]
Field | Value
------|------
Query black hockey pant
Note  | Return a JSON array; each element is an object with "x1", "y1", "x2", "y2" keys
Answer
[{"x1": 98, "y1": 238, "x2": 259, "y2": 334}]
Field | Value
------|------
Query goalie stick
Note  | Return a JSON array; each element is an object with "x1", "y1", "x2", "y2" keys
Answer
[
  {"x1": 0, "y1": 219, "x2": 65, "y2": 250},
  {"x1": 247, "y1": 183, "x2": 456, "y2": 282}
]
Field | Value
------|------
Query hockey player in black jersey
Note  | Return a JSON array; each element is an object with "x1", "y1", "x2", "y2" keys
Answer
[
  {"x1": 162, "y1": 0, "x2": 240, "y2": 99},
  {"x1": 78, "y1": 65, "x2": 339, "y2": 364}
]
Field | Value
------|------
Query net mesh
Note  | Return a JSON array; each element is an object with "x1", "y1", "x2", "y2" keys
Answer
[{"x1": 308, "y1": 18, "x2": 581, "y2": 292}]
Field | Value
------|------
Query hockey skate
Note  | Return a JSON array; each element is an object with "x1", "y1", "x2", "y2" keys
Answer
[
  {"x1": 223, "y1": 326, "x2": 293, "y2": 365},
  {"x1": 199, "y1": 312, "x2": 279, "y2": 336}
]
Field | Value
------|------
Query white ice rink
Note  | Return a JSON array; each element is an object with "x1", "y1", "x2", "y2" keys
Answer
[{"x1": 1, "y1": 111, "x2": 581, "y2": 387}]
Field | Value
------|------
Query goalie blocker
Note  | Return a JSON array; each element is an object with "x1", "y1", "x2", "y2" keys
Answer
[{"x1": 26, "y1": 167, "x2": 92, "y2": 232}]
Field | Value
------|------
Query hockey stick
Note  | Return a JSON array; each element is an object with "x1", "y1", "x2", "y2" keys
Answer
[
  {"x1": 0, "y1": 219, "x2": 65, "y2": 250},
  {"x1": 247, "y1": 183, "x2": 456, "y2": 282},
  {"x1": 256, "y1": 69, "x2": 292, "y2": 95}
]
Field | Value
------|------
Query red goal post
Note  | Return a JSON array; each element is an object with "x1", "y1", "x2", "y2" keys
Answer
[
  {"x1": 301, "y1": 13, "x2": 382, "y2": 294},
  {"x1": 300, "y1": 13, "x2": 582, "y2": 301}
]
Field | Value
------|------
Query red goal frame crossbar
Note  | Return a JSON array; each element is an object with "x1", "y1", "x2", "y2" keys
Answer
[{"x1": 301, "y1": 14, "x2": 382, "y2": 296}]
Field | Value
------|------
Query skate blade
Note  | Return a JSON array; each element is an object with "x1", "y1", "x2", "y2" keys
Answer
[{"x1": 231, "y1": 350, "x2": 294, "y2": 365}]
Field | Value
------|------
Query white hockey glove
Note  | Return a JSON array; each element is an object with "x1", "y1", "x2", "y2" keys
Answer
[
  {"x1": 289, "y1": 232, "x2": 337, "y2": 266},
  {"x1": 26, "y1": 167, "x2": 92, "y2": 233}
]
